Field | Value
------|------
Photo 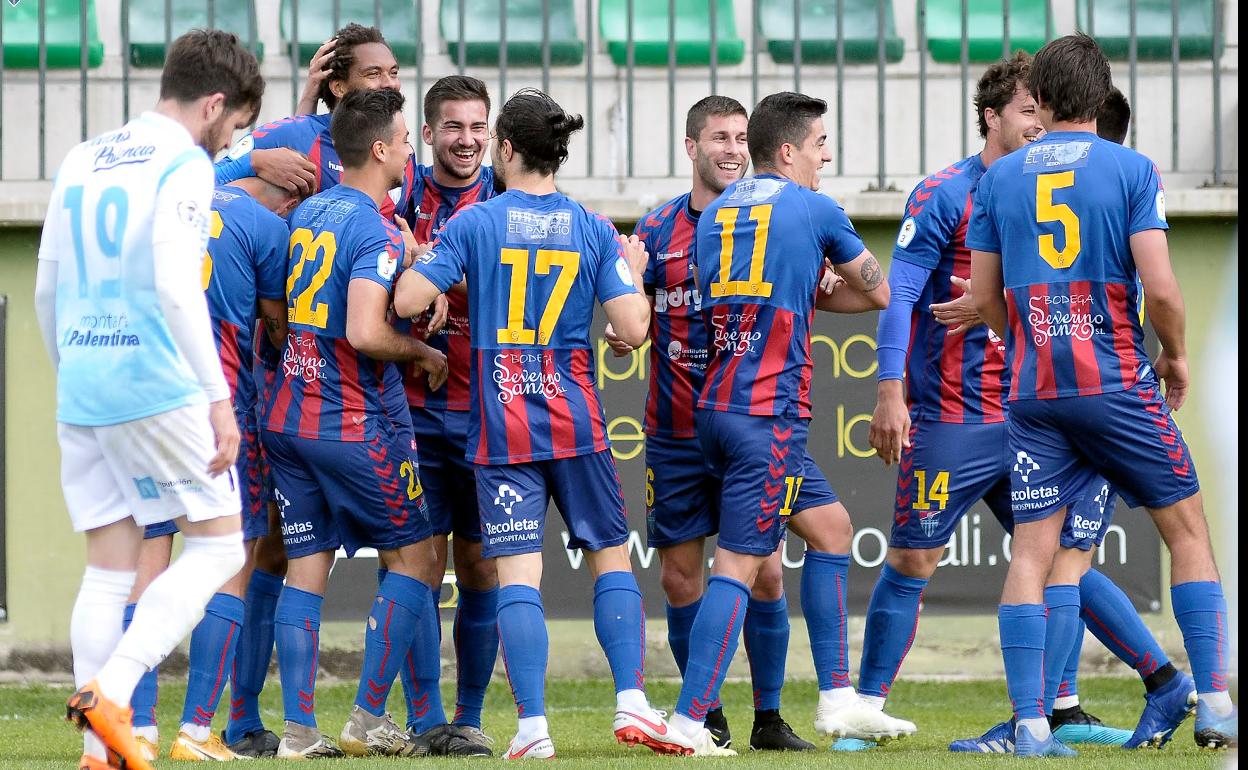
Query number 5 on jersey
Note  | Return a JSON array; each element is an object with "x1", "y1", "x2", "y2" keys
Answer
[{"x1": 497, "y1": 247, "x2": 581, "y2": 345}]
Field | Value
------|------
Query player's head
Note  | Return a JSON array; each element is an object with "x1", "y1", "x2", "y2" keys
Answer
[
  {"x1": 1028, "y1": 33, "x2": 1112, "y2": 128},
  {"x1": 748, "y1": 92, "x2": 829, "y2": 191},
  {"x1": 491, "y1": 88, "x2": 584, "y2": 191},
  {"x1": 331, "y1": 88, "x2": 411, "y2": 188},
  {"x1": 975, "y1": 51, "x2": 1043, "y2": 154},
  {"x1": 1097, "y1": 86, "x2": 1131, "y2": 144},
  {"x1": 685, "y1": 96, "x2": 748, "y2": 195},
  {"x1": 320, "y1": 23, "x2": 399, "y2": 111},
  {"x1": 422, "y1": 75, "x2": 491, "y2": 182},
  {"x1": 159, "y1": 29, "x2": 264, "y2": 155}
]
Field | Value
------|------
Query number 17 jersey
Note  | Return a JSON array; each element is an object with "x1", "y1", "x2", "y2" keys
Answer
[
  {"x1": 695, "y1": 175, "x2": 865, "y2": 417},
  {"x1": 412, "y1": 189, "x2": 640, "y2": 465}
]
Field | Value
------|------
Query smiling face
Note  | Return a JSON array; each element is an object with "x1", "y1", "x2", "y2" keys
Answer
[
  {"x1": 996, "y1": 84, "x2": 1045, "y2": 152},
  {"x1": 689, "y1": 112, "x2": 749, "y2": 195},
  {"x1": 330, "y1": 42, "x2": 400, "y2": 102},
  {"x1": 787, "y1": 116, "x2": 831, "y2": 191},
  {"x1": 423, "y1": 98, "x2": 489, "y2": 183}
]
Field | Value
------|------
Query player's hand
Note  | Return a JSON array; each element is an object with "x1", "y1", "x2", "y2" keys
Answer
[
  {"x1": 393, "y1": 215, "x2": 429, "y2": 269},
  {"x1": 604, "y1": 322, "x2": 633, "y2": 357},
  {"x1": 929, "y1": 276, "x2": 984, "y2": 336},
  {"x1": 820, "y1": 259, "x2": 846, "y2": 295},
  {"x1": 419, "y1": 346, "x2": 449, "y2": 391},
  {"x1": 619, "y1": 234, "x2": 649, "y2": 284},
  {"x1": 1154, "y1": 351, "x2": 1190, "y2": 410},
  {"x1": 206, "y1": 399, "x2": 241, "y2": 476},
  {"x1": 297, "y1": 38, "x2": 336, "y2": 114},
  {"x1": 428, "y1": 294, "x2": 449, "y2": 335},
  {"x1": 252, "y1": 148, "x2": 317, "y2": 198},
  {"x1": 868, "y1": 380, "x2": 911, "y2": 466}
]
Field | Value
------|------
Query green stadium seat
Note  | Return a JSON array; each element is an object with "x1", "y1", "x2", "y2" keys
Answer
[
  {"x1": 2, "y1": 0, "x2": 104, "y2": 69},
  {"x1": 924, "y1": 0, "x2": 1051, "y2": 63},
  {"x1": 127, "y1": 0, "x2": 263, "y2": 67},
  {"x1": 759, "y1": 0, "x2": 903, "y2": 64},
  {"x1": 441, "y1": 0, "x2": 584, "y2": 66},
  {"x1": 280, "y1": 0, "x2": 420, "y2": 65},
  {"x1": 599, "y1": 0, "x2": 744, "y2": 67},
  {"x1": 1077, "y1": 0, "x2": 1219, "y2": 60}
]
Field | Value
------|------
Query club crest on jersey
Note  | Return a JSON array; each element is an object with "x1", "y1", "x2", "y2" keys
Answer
[
  {"x1": 896, "y1": 217, "x2": 917, "y2": 248},
  {"x1": 1024, "y1": 141, "x2": 1092, "y2": 171}
]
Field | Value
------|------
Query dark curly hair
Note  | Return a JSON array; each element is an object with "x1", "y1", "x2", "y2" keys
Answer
[
  {"x1": 974, "y1": 51, "x2": 1031, "y2": 138},
  {"x1": 494, "y1": 89, "x2": 584, "y2": 176},
  {"x1": 319, "y1": 23, "x2": 390, "y2": 111}
]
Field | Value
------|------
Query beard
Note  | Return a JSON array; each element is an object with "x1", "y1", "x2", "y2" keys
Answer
[
  {"x1": 492, "y1": 166, "x2": 507, "y2": 194},
  {"x1": 198, "y1": 112, "x2": 233, "y2": 156},
  {"x1": 694, "y1": 150, "x2": 742, "y2": 195},
  {"x1": 437, "y1": 146, "x2": 482, "y2": 182}
]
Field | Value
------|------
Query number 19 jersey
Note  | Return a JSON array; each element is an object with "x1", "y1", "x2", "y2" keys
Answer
[
  {"x1": 695, "y1": 175, "x2": 866, "y2": 417},
  {"x1": 412, "y1": 189, "x2": 641, "y2": 465}
]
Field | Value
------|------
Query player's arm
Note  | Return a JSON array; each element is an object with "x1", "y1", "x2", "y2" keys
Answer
[
  {"x1": 969, "y1": 250, "x2": 1006, "y2": 338},
  {"x1": 395, "y1": 214, "x2": 468, "y2": 323},
  {"x1": 296, "y1": 39, "x2": 336, "y2": 115},
  {"x1": 868, "y1": 259, "x2": 932, "y2": 465},
  {"x1": 829, "y1": 249, "x2": 890, "y2": 310},
  {"x1": 258, "y1": 298, "x2": 288, "y2": 350},
  {"x1": 216, "y1": 124, "x2": 317, "y2": 197},
  {"x1": 600, "y1": 234, "x2": 651, "y2": 348},
  {"x1": 1132, "y1": 229, "x2": 1188, "y2": 409},
  {"x1": 34, "y1": 181, "x2": 65, "y2": 366}
]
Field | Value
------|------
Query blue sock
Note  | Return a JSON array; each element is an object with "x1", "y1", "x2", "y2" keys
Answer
[
  {"x1": 1171, "y1": 581, "x2": 1230, "y2": 695},
  {"x1": 1058, "y1": 619, "x2": 1085, "y2": 704},
  {"x1": 999, "y1": 603, "x2": 1046, "y2": 721},
  {"x1": 452, "y1": 584, "x2": 498, "y2": 729},
  {"x1": 497, "y1": 585, "x2": 548, "y2": 718},
  {"x1": 125, "y1": 602, "x2": 159, "y2": 729},
  {"x1": 744, "y1": 595, "x2": 788, "y2": 711},
  {"x1": 858, "y1": 564, "x2": 928, "y2": 699},
  {"x1": 675, "y1": 576, "x2": 749, "y2": 721},
  {"x1": 225, "y1": 569, "x2": 283, "y2": 743},
  {"x1": 274, "y1": 587, "x2": 323, "y2": 727},
  {"x1": 1042, "y1": 585, "x2": 1082, "y2": 714},
  {"x1": 593, "y1": 571, "x2": 646, "y2": 694},
  {"x1": 801, "y1": 551, "x2": 852, "y2": 691},
  {"x1": 401, "y1": 584, "x2": 446, "y2": 733},
  {"x1": 182, "y1": 593, "x2": 245, "y2": 727},
  {"x1": 665, "y1": 599, "x2": 701, "y2": 677},
  {"x1": 356, "y1": 572, "x2": 425, "y2": 717},
  {"x1": 1080, "y1": 568, "x2": 1170, "y2": 678}
]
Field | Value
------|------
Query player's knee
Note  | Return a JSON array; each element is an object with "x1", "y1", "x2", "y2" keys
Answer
[
  {"x1": 253, "y1": 534, "x2": 288, "y2": 576},
  {"x1": 659, "y1": 558, "x2": 704, "y2": 606},
  {"x1": 794, "y1": 504, "x2": 853, "y2": 552},
  {"x1": 751, "y1": 561, "x2": 784, "y2": 601},
  {"x1": 183, "y1": 531, "x2": 247, "y2": 587},
  {"x1": 456, "y1": 551, "x2": 498, "y2": 591},
  {"x1": 886, "y1": 547, "x2": 942, "y2": 579}
]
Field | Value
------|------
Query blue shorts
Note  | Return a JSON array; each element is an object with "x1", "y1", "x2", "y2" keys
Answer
[
  {"x1": 1008, "y1": 377, "x2": 1199, "y2": 523},
  {"x1": 892, "y1": 420, "x2": 1116, "y2": 551},
  {"x1": 413, "y1": 406, "x2": 481, "y2": 541},
  {"x1": 263, "y1": 423, "x2": 432, "y2": 559},
  {"x1": 475, "y1": 450, "x2": 628, "y2": 558},
  {"x1": 695, "y1": 410, "x2": 814, "y2": 557}
]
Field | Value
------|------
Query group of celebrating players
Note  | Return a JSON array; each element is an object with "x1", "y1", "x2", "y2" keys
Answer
[{"x1": 35, "y1": 19, "x2": 1235, "y2": 770}]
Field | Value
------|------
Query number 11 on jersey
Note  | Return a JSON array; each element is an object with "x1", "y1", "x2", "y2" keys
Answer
[{"x1": 711, "y1": 204, "x2": 774, "y2": 299}]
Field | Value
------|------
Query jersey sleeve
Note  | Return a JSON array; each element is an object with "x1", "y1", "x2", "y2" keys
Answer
[
  {"x1": 349, "y1": 228, "x2": 402, "y2": 291},
  {"x1": 413, "y1": 211, "x2": 471, "y2": 292},
  {"x1": 593, "y1": 216, "x2": 640, "y2": 304},
  {"x1": 892, "y1": 180, "x2": 961, "y2": 270},
  {"x1": 1128, "y1": 157, "x2": 1169, "y2": 235},
  {"x1": 809, "y1": 193, "x2": 866, "y2": 265},
  {"x1": 253, "y1": 210, "x2": 291, "y2": 301},
  {"x1": 965, "y1": 167, "x2": 1001, "y2": 253},
  {"x1": 633, "y1": 216, "x2": 658, "y2": 292}
]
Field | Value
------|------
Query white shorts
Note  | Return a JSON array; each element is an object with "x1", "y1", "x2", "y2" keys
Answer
[{"x1": 58, "y1": 403, "x2": 241, "y2": 533}]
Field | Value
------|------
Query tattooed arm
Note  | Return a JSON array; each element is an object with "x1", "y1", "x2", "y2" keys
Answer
[{"x1": 822, "y1": 248, "x2": 890, "y2": 312}]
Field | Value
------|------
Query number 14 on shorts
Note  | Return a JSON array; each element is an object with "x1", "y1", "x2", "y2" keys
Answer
[{"x1": 913, "y1": 470, "x2": 950, "y2": 511}]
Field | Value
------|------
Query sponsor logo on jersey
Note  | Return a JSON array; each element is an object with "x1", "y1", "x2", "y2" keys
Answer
[
  {"x1": 710, "y1": 310, "x2": 762, "y2": 356},
  {"x1": 1027, "y1": 293, "x2": 1105, "y2": 347},
  {"x1": 492, "y1": 351, "x2": 568, "y2": 404},
  {"x1": 1013, "y1": 451, "x2": 1040, "y2": 483},
  {"x1": 656, "y1": 249, "x2": 683, "y2": 262},
  {"x1": 1069, "y1": 513, "x2": 1103, "y2": 539},
  {"x1": 725, "y1": 177, "x2": 786, "y2": 205},
  {"x1": 506, "y1": 208, "x2": 573, "y2": 245},
  {"x1": 654, "y1": 285, "x2": 702, "y2": 313},
  {"x1": 492, "y1": 484, "x2": 524, "y2": 516},
  {"x1": 93, "y1": 141, "x2": 156, "y2": 171},
  {"x1": 133, "y1": 476, "x2": 161, "y2": 500},
  {"x1": 282, "y1": 338, "x2": 328, "y2": 384},
  {"x1": 1024, "y1": 141, "x2": 1092, "y2": 170}
]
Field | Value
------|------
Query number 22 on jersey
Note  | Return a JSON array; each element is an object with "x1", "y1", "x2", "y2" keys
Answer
[
  {"x1": 287, "y1": 227, "x2": 338, "y2": 328},
  {"x1": 497, "y1": 248, "x2": 581, "y2": 345}
]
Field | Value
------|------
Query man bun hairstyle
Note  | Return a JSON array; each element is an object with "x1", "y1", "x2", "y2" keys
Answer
[
  {"x1": 1028, "y1": 33, "x2": 1112, "y2": 124},
  {"x1": 974, "y1": 50, "x2": 1031, "y2": 138},
  {"x1": 160, "y1": 29, "x2": 264, "y2": 122},
  {"x1": 320, "y1": 23, "x2": 389, "y2": 111},
  {"x1": 424, "y1": 75, "x2": 491, "y2": 127},
  {"x1": 685, "y1": 95, "x2": 747, "y2": 140},
  {"x1": 1097, "y1": 86, "x2": 1131, "y2": 145},
  {"x1": 747, "y1": 91, "x2": 826, "y2": 170},
  {"x1": 494, "y1": 88, "x2": 584, "y2": 177},
  {"x1": 330, "y1": 88, "x2": 406, "y2": 169}
]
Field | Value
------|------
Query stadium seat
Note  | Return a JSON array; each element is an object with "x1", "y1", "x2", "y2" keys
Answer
[
  {"x1": 924, "y1": 0, "x2": 1051, "y2": 63},
  {"x1": 1077, "y1": 0, "x2": 1219, "y2": 60},
  {"x1": 441, "y1": 0, "x2": 584, "y2": 66},
  {"x1": 280, "y1": 0, "x2": 420, "y2": 64},
  {"x1": 758, "y1": 0, "x2": 903, "y2": 64},
  {"x1": 598, "y1": 0, "x2": 744, "y2": 67},
  {"x1": 1, "y1": 0, "x2": 104, "y2": 69},
  {"x1": 127, "y1": 0, "x2": 263, "y2": 67}
]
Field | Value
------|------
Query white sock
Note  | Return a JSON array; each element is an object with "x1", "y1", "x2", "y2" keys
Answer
[
  {"x1": 819, "y1": 686, "x2": 860, "y2": 711},
  {"x1": 615, "y1": 688, "x2": 649, "y2": 713},
  {"x1": 180, "y1": 722, "x2": 211, "y2": 742},
  {"x1": 859, "y1": 694, "x2": 886, "y2": 711},
  {"x1": 1018, "y1": 717, "x2": 1051, "y2": 741},
  {"x1": 515, "y1": 715, "x2": 550, "y2": 741},
  {"x1": 71, "y1": 566, "x2": 135, "y2": 699},
  {"x1": 1053, "y1": 695, "x2": 1079, "y2": 711},
  {"x1": 134, "y1": 725, "x2": 159, "y2": 743},
  {"x1": 669, "y1": 713, "x2": 703, "y2": 739},
  {"x1": 84, "y1": 731, "x2": 108, "y2": 761},
  {"x1": 1198, "y1": 691, "x2": 1234, "y2": 717},
  {"x1": 101, "y1": 532, "x2": 244, "y2": 704}
]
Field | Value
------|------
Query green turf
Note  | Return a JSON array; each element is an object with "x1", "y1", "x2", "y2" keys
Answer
[{"x1": 0, "y1": 677, "x2": 1228, "y2": 768}]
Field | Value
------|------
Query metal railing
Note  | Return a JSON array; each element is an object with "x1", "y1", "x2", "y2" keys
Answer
[{"x1": 0, "y1": 0, "x2": 1235, "y2": 189}]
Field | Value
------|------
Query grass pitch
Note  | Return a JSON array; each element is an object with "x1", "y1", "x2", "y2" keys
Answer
[{"x1": 0, "y1": 677, "x2": 1229, "y2": 769}]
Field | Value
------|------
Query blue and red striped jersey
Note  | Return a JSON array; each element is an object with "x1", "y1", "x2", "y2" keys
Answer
[
  {"x1": 636, "y1": 193, "x2": 705, "y2": 438},
  {"x1": 393, "y1": 164, "x2": 497, "y2": 411},
  {"x1": 265, "y1": 185, "x2": 405, "y2": 440},
  {"x1": 967, "y1": 132, "x2": 1167, "y2": 401},
  {"x1": 892, "y1": 155, "x2": 1007, "y2": 423},
  {"x1": 695, "y1": 175, "x2": 865, "y2": 417},
  {"x1": 203, "y1": 184, "x2": 289, "y2": 416},
  {"x1": 413, "y1": 189, "x2": 641, "y2": 464},
  {"x1": 222, "y1": 112, "x2": 415, "y2": 220}
]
